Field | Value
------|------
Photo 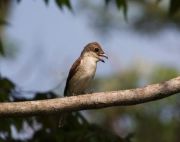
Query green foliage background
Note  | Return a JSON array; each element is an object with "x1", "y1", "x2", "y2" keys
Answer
[
  {"x1": 0, "y1": 65, "x2": 179, "y2": 142},
  {"x1": 0, "y1": 0, "x2": 180, "y2": 142}
]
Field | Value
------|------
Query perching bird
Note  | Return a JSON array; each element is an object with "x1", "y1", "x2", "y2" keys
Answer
[
  {"x1": 64, "y1": 42, "x2": 108, "y2": 96},
  {"x1": 59, "y1": 42, "x2": 108, "y2": 127}
]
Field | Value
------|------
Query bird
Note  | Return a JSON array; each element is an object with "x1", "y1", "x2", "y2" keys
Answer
[
  {"x1": 59, "y1": 42, "x2": 108, "y2": 127},
  {"x1": 64, "y1": 42, "x2": 108, "y2": 97}
]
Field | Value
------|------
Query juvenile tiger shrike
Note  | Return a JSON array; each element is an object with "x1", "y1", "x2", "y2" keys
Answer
[
  {"x1": 64, "y1": 42, "x2": 108, "y2": 96},
  {"x1": 59, "y1": 42, "x2": 108, "y2": 127}
]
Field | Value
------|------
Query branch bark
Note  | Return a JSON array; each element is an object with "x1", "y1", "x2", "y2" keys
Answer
[{"x1": 0, "y1": 76, "x2": 180, "y2": 117}]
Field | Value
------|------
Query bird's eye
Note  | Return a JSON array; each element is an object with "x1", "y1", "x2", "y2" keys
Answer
[{"x1": 94, "y1": 48, "x2": 99, "y2": 52}]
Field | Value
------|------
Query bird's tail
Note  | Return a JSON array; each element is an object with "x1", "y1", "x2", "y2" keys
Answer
[{"x1": 58, "y1": 112, "x2": 69, "y2": 127}]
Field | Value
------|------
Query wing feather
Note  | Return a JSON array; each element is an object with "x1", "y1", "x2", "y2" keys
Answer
[{"x1": 64, "y1": 57, "x2": 81, "y2": 96}]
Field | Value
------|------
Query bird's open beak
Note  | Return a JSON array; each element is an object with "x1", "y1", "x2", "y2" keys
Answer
[{"x1": 99, "y1": 53, "x2": 108, "y2": 63}]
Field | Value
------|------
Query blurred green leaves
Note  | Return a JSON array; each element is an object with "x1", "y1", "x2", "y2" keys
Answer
[
  {"x1": 0, "y1": 16, "x2": 9, "y2": 56},
  {"x1": 0, "y1": 18, "x2": 8, "y2": 25},
  {"x1": 92, "y1": 65, "x2": 180, "y2": 142},
  {"x1": 0, "y1": 77, "x2": 15, "y2": 101},
  {"x1": 0, "y1": 65, "x2": 179, "y2": 142},
  {"x1": 43, "y1": 0, "x2": 72, "y2": 9},
  {"x1": 0, "y1": 0, "x2": 179, "y2": 141},
  {"x1": 13, "y1": 0, "x2": 180, "y2": 16},
  {"x1": 0, "y1": 0, "x2": 179, "y2": 57},
  {"x1": 115, "y1": 0, "x2": 127, "y2": 19},
  {"x1": 0, "y1": 39, "x2": 4, "y2": 55},
  {"x1": 94, "y1": 67, "x2": 140, "y2": 92},
  {"x1": 149, "y1": 66, "x2": 179, "y2": 83},
  {"x1": 0, "y1": 76, "x2": 124, "y2": 142},
  {"x1": 169, "y1": 0, "x2": 180, "y2": 15},
  {"x1": 55, "y1": 0, "x2": 72, "y2": 10},
  {"x1": 44, "y1": 0, "x2": 49, "y2": 6},
  {"x1": 105, "y1": 0, "x2": 127, "y2": 17}
]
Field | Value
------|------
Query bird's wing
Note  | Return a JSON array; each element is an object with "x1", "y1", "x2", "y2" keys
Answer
[{"x1": 64, "y1": 57, "x2": 81, "y2": 96}]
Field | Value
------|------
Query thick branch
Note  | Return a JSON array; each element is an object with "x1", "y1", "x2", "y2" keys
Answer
[{"x1": 0, "y1": 76, "x2": 180, "y2": 117}]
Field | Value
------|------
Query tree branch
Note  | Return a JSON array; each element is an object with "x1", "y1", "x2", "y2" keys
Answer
[{"x1": 0, "y1": 76, "x2": 180, "y2": 117}]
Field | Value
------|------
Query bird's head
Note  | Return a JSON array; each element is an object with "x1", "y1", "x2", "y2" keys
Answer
[{"x1": 81, "y1": 42, "x2": 108, "y2": 63}]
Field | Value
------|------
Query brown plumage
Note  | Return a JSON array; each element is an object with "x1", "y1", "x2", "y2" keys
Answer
[
  {"x1": 59, "y1": 42, "x2": 108, "y2": 127},
  {"x1": 64, "y1": 42, "x2": 108, "y2": 96}
]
